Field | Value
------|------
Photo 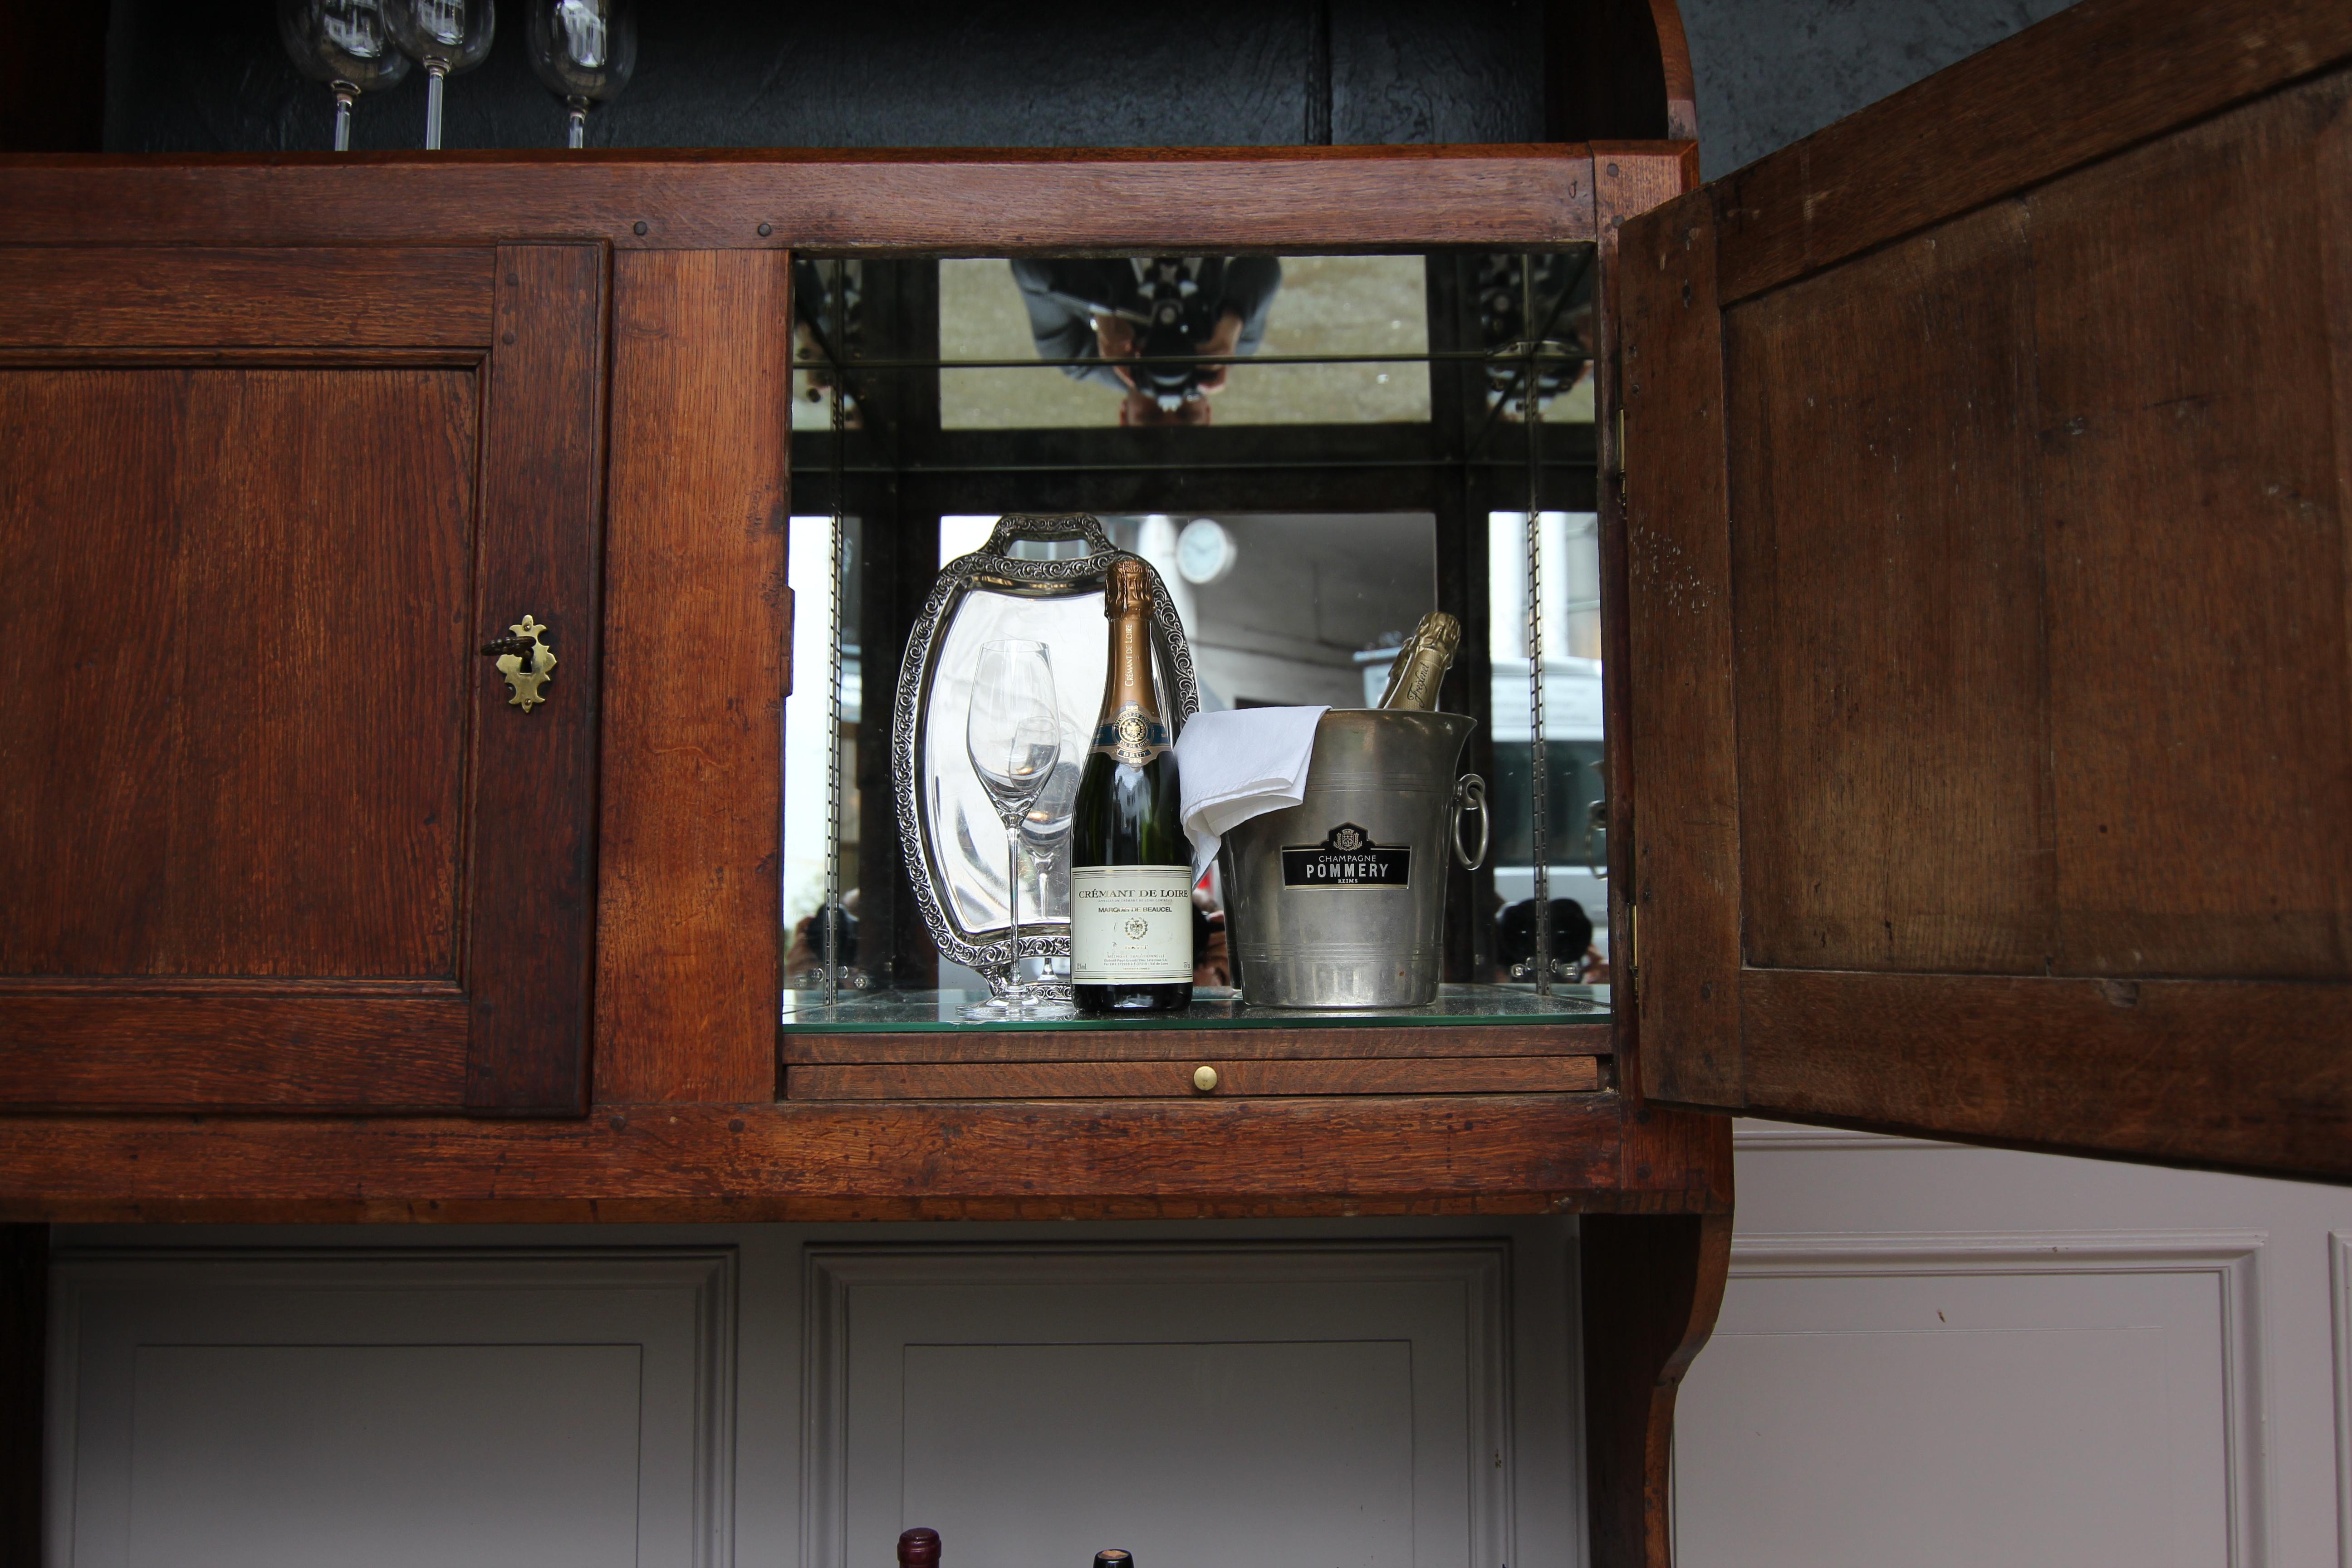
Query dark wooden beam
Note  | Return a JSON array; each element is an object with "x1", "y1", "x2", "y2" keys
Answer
[
  {"x1": 0, "y1": 146, "x2": 1602, "y2": 254},
  {"x1": 0, "y1": 1095, "x2": 1728, "y2": 1224}
]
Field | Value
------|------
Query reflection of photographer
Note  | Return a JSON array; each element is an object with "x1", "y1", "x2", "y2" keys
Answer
[
  {"x1": 1011, "y1": 256, "x2": 1282, "y2": 426},
  {"x1": 1494, "y1": 897, "x2": 1602, "y2": 985}
]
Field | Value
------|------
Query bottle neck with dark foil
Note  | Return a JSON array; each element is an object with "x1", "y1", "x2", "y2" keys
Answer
[{"x1": 1094, "y1": 560, "x2": 1170, "y2": 766}]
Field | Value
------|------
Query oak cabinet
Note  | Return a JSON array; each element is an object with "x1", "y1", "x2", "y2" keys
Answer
[
  {"x1": 0, "y1": 0, "x2": 2340, "y2": 1219},
  {"x1": 1, "y1": 0, "x2": 2350, "y2": 1559},
  {"x1": 0, "y1": 245, "x2": 605, "y2": 1113},
  {"x1": 1618, "y1": 0, "x2": 2352, "y2": 1180}
]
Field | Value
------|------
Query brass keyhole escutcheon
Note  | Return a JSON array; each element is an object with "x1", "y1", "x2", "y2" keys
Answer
[{"x1": 481, "y1": 614, "x2": 557, "y2": 711}]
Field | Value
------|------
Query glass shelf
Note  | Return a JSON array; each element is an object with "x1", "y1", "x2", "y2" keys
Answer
[{"x1": 781, "y1": 982, "x2": 1610, "y2": 1034}]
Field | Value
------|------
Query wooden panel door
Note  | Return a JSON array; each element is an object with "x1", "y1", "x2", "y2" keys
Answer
[
  {"x1": 0, "y1": 245, "x2": 606, "y2": 1113},
  {"x1": 1617, "y1": 0, "x2": 2352, "y2": 1178}
]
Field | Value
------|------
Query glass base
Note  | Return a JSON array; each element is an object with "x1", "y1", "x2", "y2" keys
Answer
[{"x1": 962, "y1": 990, "x2": 1076, "y2": 1022}]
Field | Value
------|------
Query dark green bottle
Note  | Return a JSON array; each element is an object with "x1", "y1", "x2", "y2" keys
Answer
[{"x1": 1070, "y1": 556, "x2": 1193, "y2": 1014}]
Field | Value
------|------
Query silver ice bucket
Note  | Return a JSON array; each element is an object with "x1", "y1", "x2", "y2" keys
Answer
[{"x1": 1223, "y1": 709, "x2": 1488, "y2": 1008}]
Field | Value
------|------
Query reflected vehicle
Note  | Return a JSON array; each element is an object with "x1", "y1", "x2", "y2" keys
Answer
[{"x1": 1010, "y1": 257, "x2": 1281, "y2": 426}]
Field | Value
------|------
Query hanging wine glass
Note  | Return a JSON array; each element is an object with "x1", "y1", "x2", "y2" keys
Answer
[
  {"x1": 277, "y1": 0, "x2": 411, "y2": 152},
  {"x1": 527, "y1": 0, "x2": 637, "y2": 149},
  {"x1": 965, "y1": 640, "x2": 1066, "y2": 1018},
  {"x1": 382, "y1": 0, "x2": 495, "y2": 151}
]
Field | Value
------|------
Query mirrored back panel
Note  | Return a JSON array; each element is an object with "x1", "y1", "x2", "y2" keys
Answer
[{"x1": 784, "y1": 249, "x2": 1603, "y2": 1008}]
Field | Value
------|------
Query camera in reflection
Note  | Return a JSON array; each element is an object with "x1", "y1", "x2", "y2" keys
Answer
[{"x1": 1013, "y1": 256, "x2": 1283, "y2": 426}]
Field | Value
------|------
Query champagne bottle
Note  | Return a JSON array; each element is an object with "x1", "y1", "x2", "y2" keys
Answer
[
  {"x1": 1093, "y1": 1553, "x2": 1134, "y2": 1568},
  {"x1": 1070, "y1": 556, "x2": 1194, "y2": 1014},
  {"x1": 897, "y1": 1529, "x2": 940, "y2": 1568},
  {"x1": 1375, "y1": 611, "x2": 1461, "y2": 711}
]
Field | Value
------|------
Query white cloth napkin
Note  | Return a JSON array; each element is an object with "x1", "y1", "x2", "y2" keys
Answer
[{"x1": 1174, "y1": 706, "x2": 1330, "y2": 879}]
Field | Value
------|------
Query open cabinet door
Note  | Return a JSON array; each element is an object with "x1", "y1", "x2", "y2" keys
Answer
[{"x1": 1617, "y1": 0, "x2": 2352, "y2": 1178}]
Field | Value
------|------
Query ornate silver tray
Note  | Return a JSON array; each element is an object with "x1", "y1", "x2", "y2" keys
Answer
[{"x1": 892, "y1": 514, "x2": 1200, "y2": 995}]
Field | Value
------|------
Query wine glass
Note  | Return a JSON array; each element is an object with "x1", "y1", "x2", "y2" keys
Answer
[
  {"x1": 382, "y1": 0, "x2": 495, "y2": 151},
  {"x1": 965, "y1": 640, "x2": 1063, "y2": 1017},
  {"x1": 1019, "y1": 730, "x2": 1083, "y2": 920},
  {"x1": 277, "y1": 0, "x2": 411, "y2": 152},
  {"x1": 528, "y1": 0, "x2": 637, "y2": 149}
]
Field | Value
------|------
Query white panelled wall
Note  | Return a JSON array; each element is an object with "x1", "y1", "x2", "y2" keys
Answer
[
  {"x1": 44, "y1": 1218, "x2": 1582, "y2": 1568},
  {"x1": 45, "y1": 1140, "x2": 2352, "y2": 1567},
  {"x1": 1674, "y1": 1123, "x2": 2352, "y2": 1568}
]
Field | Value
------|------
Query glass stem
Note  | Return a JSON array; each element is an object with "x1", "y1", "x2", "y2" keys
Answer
[
  {"x1": 424, "y1": 64, "x2": 447, "y2": 151},
  {"x1": 1005, "y1": 824, "x2": 1023, "y2": 1006},
  {"x1": 331, "y1": 85, "x2": 355, "y2": 152},
  {"x1": 567, "y1": 99, "x2": 589, "y2": 150}
]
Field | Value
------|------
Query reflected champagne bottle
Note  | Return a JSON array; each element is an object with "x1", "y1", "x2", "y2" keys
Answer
[
  {"x1": 1093, "y1": 1553, "x2": 1134, "y2": 1568},
  {"x1": 897, "y1": 1528, "x2": 941, "y2": 1568},
  {"x1": 1375, "y1": 611, "x2": 1462, "y2": 711},
  {"x1": 1070, "y1": 557, "x2": 1194, "y2": 1014}
]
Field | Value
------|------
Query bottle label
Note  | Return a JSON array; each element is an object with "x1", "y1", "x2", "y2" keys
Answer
[
  {"x1": 1091, "y1": 703, "x2": 1171, "y2": 768},
  {"x1": 1387, "y1": 647, "x2": 1447, "y2": 710},
  {"x1": 1280, "y1": 822, "x2": 1411, "y2": 888},
  {"x1": 1070, "y1": 865, "x2": 1193, "y2": 982}
]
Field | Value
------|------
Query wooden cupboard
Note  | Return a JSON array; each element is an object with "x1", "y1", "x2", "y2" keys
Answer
[
  {"x1": 0, "y1": 244, "x2": 607, "y2": 1115},
  {"x1": 0, "y1": 0, "x2": 2347, "y2": 1561}
]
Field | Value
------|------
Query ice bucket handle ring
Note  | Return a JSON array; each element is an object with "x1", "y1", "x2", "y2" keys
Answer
[{"x1": 1451, "y1": 774, "x2": 1490, "y2": 871}]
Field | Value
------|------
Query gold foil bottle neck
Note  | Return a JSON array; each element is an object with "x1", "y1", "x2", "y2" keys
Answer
[
  {"x1": 1411, "y1": 611, "x2": 1462, "y2": 659},
  {"x1": 1376, "y1": 611, "x2": 1462, "y2": 710},
  {"x1": 1105, "y1": 555, "x2": 1154, "y2": 617}
]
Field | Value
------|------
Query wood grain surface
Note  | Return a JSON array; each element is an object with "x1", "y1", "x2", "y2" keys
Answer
[
  {"x1": 1722, "y1": 74, "x2": 2352, "y2": 988},
  {"x1": 0, "y1": 365, "x2": 477, "y2": 980},
  {"x1": 1616, "y1": 184, "x2": 1742, "y2": 1109},
  {"x1": 1728, "y1": 199, "x2": 2054, "y2": 975},
  {"x1": 2035, "y1": 82, "x2": 2352, "y2": 979},
  {"x1": 783, "y1": 1020, "x2": 1613, "y2": 1063},
  {"x1": 0, "y1": 147, "x2": 1596, "y2": 254},
  {"x1": 1619, "y1": 19, "x2": 2352, "y2": 1175},
  {"x1": 594, "y1": 250, "x2": 790, "y2": 1104},
  {"x1": 0, "y1": 248, "x2": 492, "y2": 346},
  {"x1": 1742, "y1": 970, "x2": 2352, "y2": 1180},
  {"x1": 0, "y1": 1095, "x2": 1729, "y2": 1222},
  {"x1": 0, "y1": 243, "x2": 620, "y2": 1115},
  {"x1": 0, "y1": 991, "x2": 468, "y2": 1111},
  {"x1": 1647, "y1": 2, "x2": 1699, "y2": 141},
  {"x1": 1590, "y1": 145, "x2": 1729, "y2": 1215},
  {"x1": 786, "y1": 1056, "x2": 1602, "y2": 1100},
  {"x1": 463, "y1": 245, "x2": 610, "y2": 1114},
  {"x1": 1581, "y1": 1212, "x2": 1732, "y2": 1568},
  {"x1": 1712, "y1": 0, "x2": 2352, "y2": 304}
]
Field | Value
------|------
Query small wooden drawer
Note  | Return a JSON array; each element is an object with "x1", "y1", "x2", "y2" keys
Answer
[{"x1": 785, "y1": 1054, "x2": 1603, "y2": 1100}]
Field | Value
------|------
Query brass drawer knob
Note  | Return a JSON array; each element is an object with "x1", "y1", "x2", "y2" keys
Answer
[{"x1": 1191, "y1": 1065, "x2": 1220, "y2": 1093}]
